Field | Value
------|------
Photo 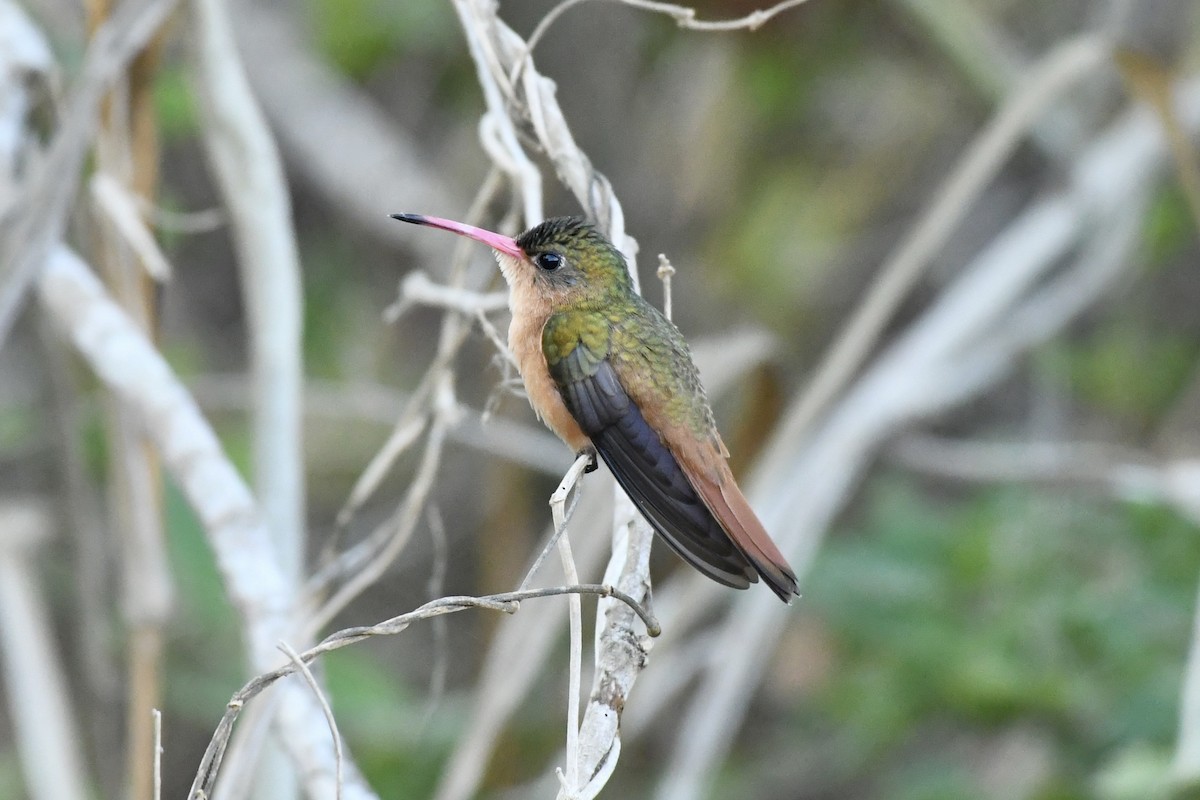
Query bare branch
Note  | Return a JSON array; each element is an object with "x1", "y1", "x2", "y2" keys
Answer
[
  {"x1": 191, "y1": 0, "x2": 306, "y2": 582},
  {"x1": 0, "y1": 0, "x2": 178, "y2": 350},
  {"x1": 523, "y1": 0, "x2": 811, "y2": 65},
  {"x1": 775, "y1": 34, "x2": 1109, "y2": 448},
  {"x1": 656, "y1": 254, "x2": 675, "y2": 322},
  {"x1": 0, "y1": 501, "x2": 91, "y2": 800},
  {"x1": 388, "y1": 271, "x2": 510, "y2": 319},
  {"x1": 279, "y1": 643, "x2": 343, "y2": 800},
  {"x1": 36, "y1": 246, "x2": 377, "y2": 800},
  {"x1": 190, "y1": 584, "x2": 659, "y2": 799}
]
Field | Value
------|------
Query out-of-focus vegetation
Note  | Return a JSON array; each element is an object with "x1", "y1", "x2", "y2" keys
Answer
[{"x1": 3, "y1": 0, "x2": 1200, "y2": 798}]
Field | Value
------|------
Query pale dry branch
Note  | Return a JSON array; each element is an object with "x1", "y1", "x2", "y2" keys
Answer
[
  {"x1": 550, "y1": 454, "x2": 592, "y2": 795},
  {"x1": 656, "y1": 254, "x2": 675, "y2": 322},
  {"x1": 523, "y1": 0, "x2": 812, "y2": 67},
  {"x1": 0, "y1": 501, "x2": 91, "y2": 800},
  {"x1": 892, "y1": 435, "x2": 1156, "y2": 487},
  {"x1": 191, "y1": 0, "x2": 306, "y2": 583},
  {"x1": 89, "y1": 172, "x2": 172, "y2": 281},
  {"x1": 190, "y1": 2, "x2": 307, "y2": 793},
  {"x1": 0, "y1": 0, "x2": 177, "y2": 350},
  {"x1": 190, "y1": 584, "x2": 659, "y2": 799},
  {"x1": 279, "y1": 642, "x2": 344, "y2": 800},
  {"x1": 776, "y1": 33, "x2": 1109, "y2": 450},
  {"x1": 521, "y1": 456, "x2": 590, "y2": 591},
  {"x1": 188, "y1": 373, "x2": 566, "y2": 476},
  {"x1": 387, "y1": 271, "x2": 509, "y2": 320},
  {"x1": 35, "y1": 246, "x2": 376, "y2": 800},
  {"x1": 153, "y1": 709, "x2": 162, "y2": 800}
]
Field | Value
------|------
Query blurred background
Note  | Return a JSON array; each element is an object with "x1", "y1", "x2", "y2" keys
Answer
[{"x1": 3, "y1": 0, "x2": 1200, "y2": 798}]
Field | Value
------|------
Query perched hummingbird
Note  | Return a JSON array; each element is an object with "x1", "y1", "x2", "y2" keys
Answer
[{"x1": 391, "y1": 213, "x2": 799, "y2": 602}]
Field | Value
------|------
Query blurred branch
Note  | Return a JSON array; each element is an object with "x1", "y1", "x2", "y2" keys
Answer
[
  {"x1": 89, "y1": 171, "x2": 172, "y2": 280},
  {"x1": 190, "y1": 0, "x2": 307, "y2": 793},
  {"x1": 388, "y1": 270, "x2": 510, "y2": 319},
  {"x1": 189, "y1": 373, "x2": 569, "y2": 476},
  {"x1": 84, "y1": 5, "x2": 174, "y2": 797},
  {"x1": 616, "y1": 0, "x2": 809, "y2": 30},
  {"x1": 311, "y1": 174, "x2": 509, "y2": 622},
  {"x1": 230, "y1": 0, "x2": 461, "y2": 255},
  {"x1": 1116, "y1": 49, "x2": 1200, "y2": 235},
  {"x1": 889, "y1": 434, "x2": 1200, "y2": 508},
  {"x1": 0, "y1": 500, "x2": 91, "y2": 800},
  {"x1": 0, "y1": 1, "x2": 51, "y2": 200},
  {"x1": 35, "y1": 246, "x2": 378, "y2": 800},
  {"x1": 191, "y1": 0, "x2": 306, "y2": 585},
  {"x1": 308, "y1": 376, "x2": 454, "y2": 632},
  {"x1": 652, "y1": 70, "x2": 1200, "y2": 800},
  {"x1": 892, "y1": 0, "x2": 1024, "y2": 100},
  {"x1": 776, "y1": 33, "x2": 1109, "y2": 452},
  {"x1": 0, "y1": 0, "x2": 177, "y2": 350},
  {"x1": 1176, "y1": 579, "x2": 1200, "y2": 786}
]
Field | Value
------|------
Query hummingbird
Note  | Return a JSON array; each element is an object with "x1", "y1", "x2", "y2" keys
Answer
[{"x1": 391, "y1": 213, "x2": 799, "y2": 602}]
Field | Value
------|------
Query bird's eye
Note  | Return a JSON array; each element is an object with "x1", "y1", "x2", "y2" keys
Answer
[{"x1": 535, "y1": 252, "x2": 563, "y2": 271}]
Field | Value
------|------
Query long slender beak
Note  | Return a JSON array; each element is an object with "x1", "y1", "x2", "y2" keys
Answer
[{"x1": 390, "y1": 213, "x2": 524, "y2": 259}]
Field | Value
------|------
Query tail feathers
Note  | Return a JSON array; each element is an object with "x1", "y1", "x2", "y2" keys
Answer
[{"x1": 693, "y1": 472, "x2": 799, "y2": 603}]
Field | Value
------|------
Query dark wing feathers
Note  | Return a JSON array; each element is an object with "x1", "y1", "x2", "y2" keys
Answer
[{"x1": 549, "y1": 340, "x2": 759, "y2": 589}]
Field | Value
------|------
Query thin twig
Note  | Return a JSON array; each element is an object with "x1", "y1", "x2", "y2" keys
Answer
[
  {"x1": 550, "y1": 455, "x2": 592, "y2": 794},
  {"x1": 89, "y1": 172, "x2": 173, "y2": 280},
  {"x1": 152, "y1": 709, "x2": 162, "y2": 800},
  {"x1": 656, "y1": 254, "x2": 675, "y2": 322},
  {"x1": 386, "y1": 271, "x2": 509, "y2": 321},
  {"x1": 329, "y1": 168, "x2": 504, "y2": 536},
  {"x1": 279, "y1": 643, "x2": 343, "y2": 800},
  {"x1": 521, "y1": 454, "x2": 590, "y2": 590},
  {"x1": 421, "y1": 507, "x2": 450, "y2": 731},
  {"x1": 515, "y1": 0, "x2": 811, "y2": 85},
  {"x1": 189, "y1": 584, "x2": 659, "y2": 799}
]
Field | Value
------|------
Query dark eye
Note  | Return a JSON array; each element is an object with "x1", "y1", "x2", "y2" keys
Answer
[{"x1": 535, "y1": 252, "x2": 563, "y2": 271}]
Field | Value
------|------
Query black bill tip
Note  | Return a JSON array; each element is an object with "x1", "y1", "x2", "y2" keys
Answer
[{"x1": 390, "y1": 213, "x2": 428, "y2": 225}]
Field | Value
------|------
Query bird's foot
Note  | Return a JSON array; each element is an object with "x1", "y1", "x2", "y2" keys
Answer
[{"x1": 578, "y1": 446, "x2": 599, "y2": 473}]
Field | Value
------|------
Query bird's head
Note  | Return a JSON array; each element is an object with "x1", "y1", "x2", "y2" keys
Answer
[{"x1": 391, "y1": 214, "x2": 632, "y2": 304}]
